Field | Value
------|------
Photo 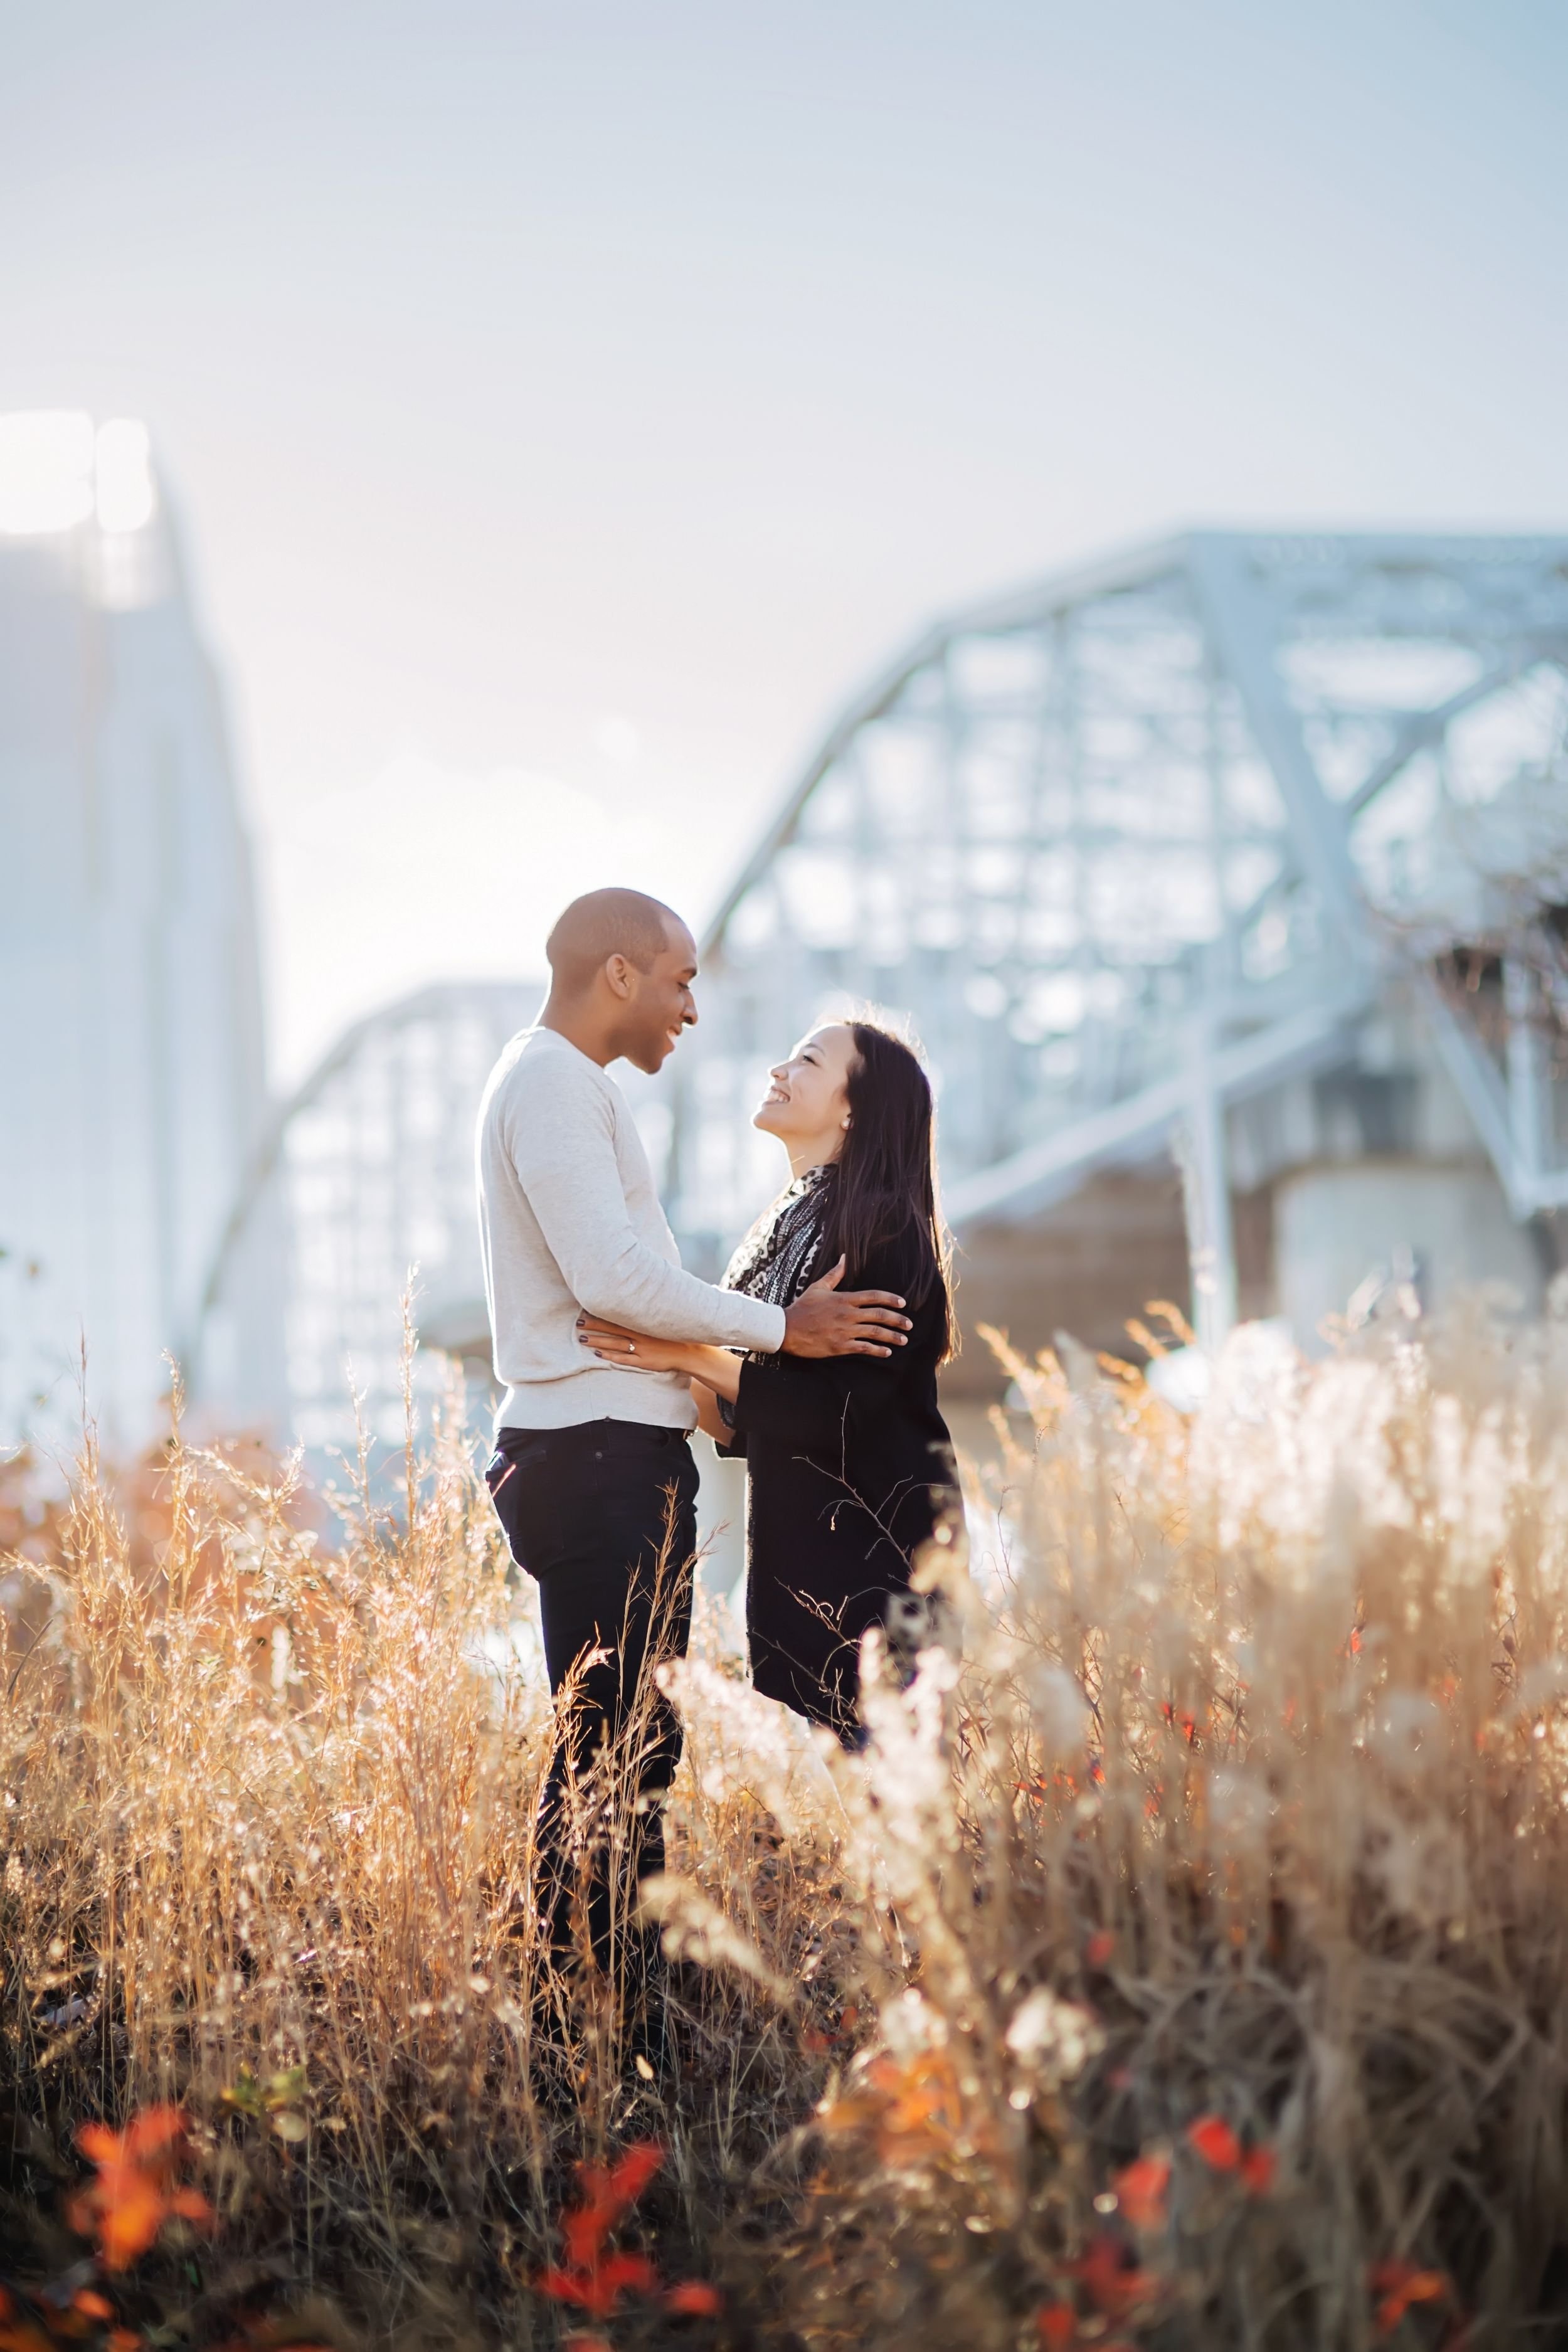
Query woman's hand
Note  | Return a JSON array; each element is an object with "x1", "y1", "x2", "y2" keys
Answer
[
  {"x1": 576, "y1": 1316, "x2": 693, "y2": 1375},
  {"x1": 576, "y1": 1318, "x2": 744, "y2": 1403}
]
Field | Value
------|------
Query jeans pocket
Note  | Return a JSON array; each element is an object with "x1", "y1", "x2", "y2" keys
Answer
[{"x1": 486, "y1": 1441, "x2": 560, "y2": 1574}]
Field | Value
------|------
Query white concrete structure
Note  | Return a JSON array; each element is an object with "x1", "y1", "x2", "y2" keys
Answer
[{"x1": 0, "y1": 411, "x2": 279, "y2": 1451}]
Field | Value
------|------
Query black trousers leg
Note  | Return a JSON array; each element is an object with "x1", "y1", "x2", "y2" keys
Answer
[{"x1": 485, "y1": 1419, "x2": 697, "y2": 1975}]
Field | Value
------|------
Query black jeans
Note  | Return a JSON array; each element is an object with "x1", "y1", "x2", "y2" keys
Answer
[{"x1": 485, "y1": 1418, "x2": 698, "y2": 1976}]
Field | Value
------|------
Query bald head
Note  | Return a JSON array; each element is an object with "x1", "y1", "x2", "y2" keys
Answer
[
  {"x1": 540, "y1": 888, "x2": 699, "y2": 1072},
  {"x1": 545, "y1": 888, "x2": 684, "y2": 995}
]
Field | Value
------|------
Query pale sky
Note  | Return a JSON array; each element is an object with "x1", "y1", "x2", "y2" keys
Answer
[{"x1": 3, "y1": 0, "x2": 1565, "y2": 1083}]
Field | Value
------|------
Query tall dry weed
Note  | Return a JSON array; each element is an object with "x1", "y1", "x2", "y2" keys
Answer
[{"x1": 3, "y1": 1300, "x2": 1568, "y2": 2348}]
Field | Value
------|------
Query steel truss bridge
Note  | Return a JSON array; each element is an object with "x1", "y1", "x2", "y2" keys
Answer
[
  {"x1": 195, "y1": 532, "x2": 1568, "y2": 1442},
  {"x1": 189, "y1": 982, "x2": 538, "y2": 1450},
  {"x1": 667, "y1": 532, "x2": 1568, "y2": 1357}
]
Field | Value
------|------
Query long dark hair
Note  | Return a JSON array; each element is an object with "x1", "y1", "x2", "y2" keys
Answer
[{"x1": 817, "y1": 1020, "x2": 956, "y2": 1361}]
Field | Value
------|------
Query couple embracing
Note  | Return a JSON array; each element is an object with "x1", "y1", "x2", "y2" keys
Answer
[{"x1": 477, "y1": 887, "x2": 959, "y2": 1984}]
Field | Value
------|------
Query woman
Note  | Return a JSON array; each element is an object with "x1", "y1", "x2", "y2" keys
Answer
[{"x1": 580, "y1": 1019, "x2": 960, "y2": 1744}]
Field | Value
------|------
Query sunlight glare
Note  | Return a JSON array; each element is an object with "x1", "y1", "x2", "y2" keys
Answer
[
  {"x1": 0, "y1": 410, "x2": 95, "y2": 535},
  {"x1": 95, "y1": 418, "x2": 155, "y2": 533}
]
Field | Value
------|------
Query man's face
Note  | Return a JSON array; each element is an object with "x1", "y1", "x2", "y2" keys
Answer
[{"x1": 619, "y1": 919, "x2": 699, "y2": 1074}]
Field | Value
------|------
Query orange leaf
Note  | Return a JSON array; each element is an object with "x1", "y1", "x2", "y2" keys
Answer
[
  {"x1": 1111, "y1": 2152, "x2": 1170, "y2": 2232},
  {"x1": 123, "y1": 2106, "x2": 187, "y2": 2161},
  {"x1": 0, "y1": 2318, "x2": 63, "y2": 2352},
  {"x1": 1037, "y1": 2302, "x2": 1078, "y2": 2348},
  {"x1": 96, "y1": 2176, "x2": 169, "y2": 2269},
  {"x1": 1186, "y1": 2114, "x2": 1241, "y2": 2171},
  {"x1": 1370, "y1": 2262, "x2": 1449, "y2": 2333},
  {"x1": 73, "y1": 2294, "x2": 115, "y2": 2321},
  {"x1": 1370, "y1": 2262, "x2": 1446, "y2": 2293}
]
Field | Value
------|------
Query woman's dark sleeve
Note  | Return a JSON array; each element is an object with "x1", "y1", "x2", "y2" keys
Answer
[
  {"x1": 714, "y1": 1395, "x2": 747, "y2": 1461},
  {"x1": 729, "y1": 1240, "x2": 938, "y2": 1454}
]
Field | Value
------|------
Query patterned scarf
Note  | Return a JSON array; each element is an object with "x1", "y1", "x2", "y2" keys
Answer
[{"x1": 723, "y1": 1162, "x2": 836, "y2": 1313}]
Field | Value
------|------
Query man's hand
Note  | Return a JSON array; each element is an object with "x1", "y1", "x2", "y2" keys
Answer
[{"x1": 781, "y1": 1259, "x2": 911, "y2": 1358}]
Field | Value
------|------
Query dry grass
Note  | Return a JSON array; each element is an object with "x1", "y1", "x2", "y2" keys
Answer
[{"x1": 5, "y1": 1297, "x2": 1568, "y2": 2349}]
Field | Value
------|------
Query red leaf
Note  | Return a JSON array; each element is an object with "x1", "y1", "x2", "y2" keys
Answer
[
  {"x1": 538, "y1": 2268, "x2": 596, "y2": 2310},
  {"x1": 665, "y1": 2280, "x2": 724, "y2": 2316},
  {"x1": 1186, "y1": 2114, "x2": 1241, "y2": 2171},
  {"x1": 595, "y1": 2253, "x2": 660, "y2": 2297},
  {"x1": 561, "y1": 2209, "x2": 608, "y2": 2270},
  {"x1": 1111, "y1": 2152, "x2": 1170, "y2": 2232},
  {"x1": 1037, "y1": 2301, "x2": 1078, "y2": 2348},
  {"x1": 1239, "y1": 2144, "x2": 1276, "y2": 2195},
  {"x1": 1084, "y1": 1931, "x2": 1116, "y2": 1968},
  {"x1": 1067, "y1": 2235, "x2": 1156, "y2": 2318},
  {"x1": 544, "y1": 2137, "x2": 667, "y2": 2316},
  {"x1": 606, "y1": 2141, "x2": 665, "y2": 2205}
]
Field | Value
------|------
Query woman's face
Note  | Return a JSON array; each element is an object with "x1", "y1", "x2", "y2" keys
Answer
[{"x1": 753, "y1": 1024, "x2": 857, "y2": 1159}]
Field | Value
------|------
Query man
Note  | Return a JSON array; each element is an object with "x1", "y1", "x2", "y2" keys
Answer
[{"x1": 477, "y1": 887, "x2": 909, "y2": 1988}]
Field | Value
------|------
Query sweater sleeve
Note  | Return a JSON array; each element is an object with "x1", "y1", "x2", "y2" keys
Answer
[{"x1": 503, "y1": 1059, "x2": 786, "y2": 1352}]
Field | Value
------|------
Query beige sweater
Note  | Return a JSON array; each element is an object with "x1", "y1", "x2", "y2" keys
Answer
[{"x1": 477, "y1": 1027, "x2": 785, "y2": 1432}]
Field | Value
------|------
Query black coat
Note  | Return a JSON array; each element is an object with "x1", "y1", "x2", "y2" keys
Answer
[{"x1": 721, "y1": 1225, "x2": 958, "y2": 1741}]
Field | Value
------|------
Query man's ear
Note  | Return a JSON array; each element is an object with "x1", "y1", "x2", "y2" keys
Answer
[{"x1": 602, "y1": 953, "x2": 636, "y2": 1001}]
